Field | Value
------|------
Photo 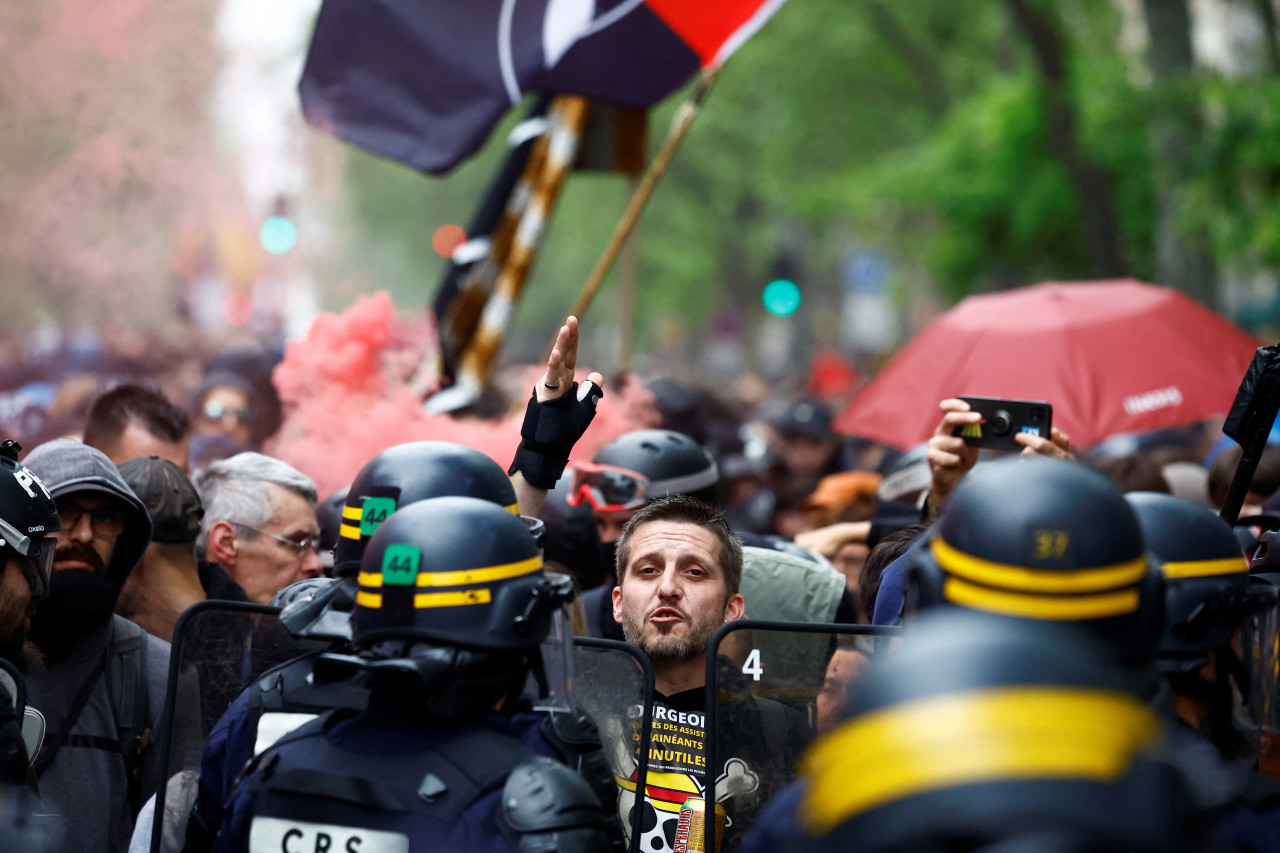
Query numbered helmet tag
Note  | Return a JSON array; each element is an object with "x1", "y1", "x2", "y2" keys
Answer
[{"x1": 361, "y1": 496, "x2": 397, "y2": 537}]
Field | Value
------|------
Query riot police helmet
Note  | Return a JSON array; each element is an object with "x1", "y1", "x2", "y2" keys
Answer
[
  {"x1": 333, "y1": 442, "x2": 518, "y2": 578},
  {"x1": 1126, "y1": 492, "x2": 1269, "y2": 674},
  {"x1": 352, "y1": 496, "x2": 569, "y2": 651},
  {"x1": 799, "y1": 610, "x2": 1195, "y2": 853},
  {"x1": 567, "y1": 429, "x2": 719, "y2": 511},
  {"x1": 0, "y1": 440, "x2": 59, "y2": 603},
  {"x1": 907, "y1": 457, "x2": 1163, "y2": 667}
]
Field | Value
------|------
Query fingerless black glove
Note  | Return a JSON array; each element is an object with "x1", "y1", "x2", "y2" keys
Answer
[{"x1": 508, "y1": 381, "x2": 603, "y2": 489}]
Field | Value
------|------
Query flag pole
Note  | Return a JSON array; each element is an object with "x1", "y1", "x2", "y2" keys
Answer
[
  {"x1": 617, "y1": 173, "x2": 641, "y2": 372},
  {"x1": 428, "y1": 95, "x2": 591, "y2": 414},
  {"x1": 545, "y1": 67, "x2": 722, "y2": 361}
]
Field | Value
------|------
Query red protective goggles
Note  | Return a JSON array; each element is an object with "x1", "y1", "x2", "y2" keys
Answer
[{"x1": 565, "y1": 463, "x2": 650, "y2": 512}]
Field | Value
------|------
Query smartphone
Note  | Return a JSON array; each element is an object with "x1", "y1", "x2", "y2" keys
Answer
[{"x1": 954, "y1": 396, "x2": 1053, "y2": 451}]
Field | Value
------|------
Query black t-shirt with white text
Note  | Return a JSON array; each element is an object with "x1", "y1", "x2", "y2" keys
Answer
[{"x1": 614, "y1": 659, "x2": 812, "y2": 852}]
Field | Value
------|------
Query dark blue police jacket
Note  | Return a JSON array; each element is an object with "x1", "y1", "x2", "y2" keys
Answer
[{"x1": 215, "y1": 704, "x2": 559, "y2": 853}]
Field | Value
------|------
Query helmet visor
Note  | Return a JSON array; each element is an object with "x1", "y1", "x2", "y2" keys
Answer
[
  {"x1": 1239, "y1": 578, "x2": 1280, "y2": 732},
  {"x1": 532, "y1": 572, "x2": 576, "y2": 714},
  {"x1": 0, "y1": 516, "x2": 54, "y2": 601},
  {"x1": 1241, "y1": 577, "x2": 1280, "y2": 733},
  {"x1": 565, "y1": 463, "x2": 649, "y2": 512},
  {"x1": 520, "y1": 515, "x2": 547, "y2": 550}
]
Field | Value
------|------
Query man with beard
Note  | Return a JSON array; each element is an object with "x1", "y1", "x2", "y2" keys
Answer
[
  {"x1": 611, "y1": 495, "x2": 810, "y2": 852},
  {"x1": 576, "y1": 429, "x2": 845, "y2": 641},
  {"x1": 22, "y1": 438, "x2": 168, "y2": 853}
]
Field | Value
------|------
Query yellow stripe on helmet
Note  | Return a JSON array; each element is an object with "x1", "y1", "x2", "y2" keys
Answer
[
  {"x1": 505, "y1": 503, "x2": 519, "y2": 515},
  {"x1": 357, "y1": 555, "x2": 541, "y2": 590},
  {"x1": 943, "y1": 577, "x2": 1140, "y2": 620},
  {"x1": 799, "y1": 686, "x2": 1159, "y2": 834},
  {"x1": 416, "y1": 555, "x2": 541, "y2": 587},
  {"x1": 932, "y1": 539, "x2": 1147, "y2": 594},
  {"x1": 415, "y1": 588, "x2": 492, "y2": 608},
  {"x1": 342, "y1": 505, "x2": 363, "y2": 521},
  {"x1": 339, "y1": 523, "x2": 362, "y2": 541},
  {"x1": 1160, "y1": 557, "x2": 1246, "y2": 579},
  {"x1": 357, "y1": 588, "x2": 496, "y2": 608}
]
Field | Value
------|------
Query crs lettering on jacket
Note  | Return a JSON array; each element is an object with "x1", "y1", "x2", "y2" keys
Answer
[
  {"x1": 12, "y1": 466, "x2": 50, "y2": 502},
  {"x1": 248, "y1": 817, "x2": 409, "y2": 853}
]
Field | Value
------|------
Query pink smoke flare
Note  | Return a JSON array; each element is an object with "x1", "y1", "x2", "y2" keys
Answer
[{"x1": 267, "y1": 292, "x2": 660, "y2": 497}]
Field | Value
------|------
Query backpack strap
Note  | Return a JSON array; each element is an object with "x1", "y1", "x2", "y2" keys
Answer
[
  {"x1": 106, "y1": 619, "x2": 151, "y2": 816},
  {"x1": 34, "y1": 652, "x2": 106, "y2": 779}
]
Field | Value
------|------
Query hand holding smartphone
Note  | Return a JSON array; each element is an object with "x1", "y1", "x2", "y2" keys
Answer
[{"x1": 953, "y1": 396, "x2": 1053, "y2": 451}]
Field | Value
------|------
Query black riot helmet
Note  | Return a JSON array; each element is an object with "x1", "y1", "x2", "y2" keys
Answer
[
  {"x1": 333, "y1": 442, "x2": 519, "y2": 578},
  {"x1": 799, "y1": 611, "x2": 1196, "y2": 853},
  {"x1": 343, "y1": 497, "x2": 573, "y2": 720},
  {"x1": 352, "y1": 496, "x2": 568, "y2": 650},
  {"x1": 1126, "y1": 492, "x2": 1271, "y2": 674},
  {"x1": 0, "y1": 441, "x2": 59, "y2": 603},
  {"x1": 908, "y1": 458, "x2": 1164, "y2": 668},
  {"x1": 567, "y1": 429, "x2": 719, "y2": 512}
]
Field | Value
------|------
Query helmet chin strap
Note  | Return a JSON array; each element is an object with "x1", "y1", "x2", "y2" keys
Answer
[
  {"x1": 353, "y1": 641, "x2": 528, "y2": 721},
  {"x1": 1172, "y1": 647, "x2": 1259, "y2": 763}
]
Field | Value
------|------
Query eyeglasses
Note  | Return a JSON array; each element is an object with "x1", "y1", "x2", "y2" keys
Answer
[
  {"x1": 55, "y1": 500, "x2": 126, "y2": 537},
  {"x1": 230, "y1": 522, "x2": 321, "y2": 559},
  {"x1": 202, "y1": 400, "x2": 254, "y2": 422}
]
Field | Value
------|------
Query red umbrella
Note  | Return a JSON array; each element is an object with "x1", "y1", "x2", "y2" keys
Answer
[{"x1": 835, "y1": 279, "x2": 1261, "y2": 449}]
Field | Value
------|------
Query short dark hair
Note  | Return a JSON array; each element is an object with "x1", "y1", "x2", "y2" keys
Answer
[
  {"x1": 83, "y1": 384, "x2": 189, "y2": 450},
  {"x1": 615, "y1": 494, "x2": 743, "y2": 596},
  {"x1": 860, "y1": 522, "x2": 930, "y2": 620}
]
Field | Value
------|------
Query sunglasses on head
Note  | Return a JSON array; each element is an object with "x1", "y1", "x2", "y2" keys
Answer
[{"x1": 565, "y1": 463, "x2": 650, "y2": 512}]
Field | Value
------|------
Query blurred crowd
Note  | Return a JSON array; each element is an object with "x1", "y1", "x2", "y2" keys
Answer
[{"x1": 0, "y1": 326, "x2": 285, "y2": 471}]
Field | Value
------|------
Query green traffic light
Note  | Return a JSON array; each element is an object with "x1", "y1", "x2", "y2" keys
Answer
[
  {"x1": 260, "y1": 215, "x2": 298, "y2": 255},
  {"x1": 762, "y1": 278, "x2": 801, "y2": 316}
]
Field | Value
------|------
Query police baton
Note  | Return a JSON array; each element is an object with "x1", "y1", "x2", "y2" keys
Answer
[{"x1": 1220, "y1": 343, "x2": 1280, "y2": 525}]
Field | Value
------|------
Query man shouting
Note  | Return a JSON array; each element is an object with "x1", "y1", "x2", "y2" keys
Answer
[{"x1": 610, "y1": 495, "x2": 809, "y2": 851}]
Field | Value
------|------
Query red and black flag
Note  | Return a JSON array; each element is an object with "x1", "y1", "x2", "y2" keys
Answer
[{"x1": 300, "y1": 0, "x2": 789, "y2": 175}]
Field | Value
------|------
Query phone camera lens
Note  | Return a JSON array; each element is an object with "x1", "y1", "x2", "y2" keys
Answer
[
  {"x1": 1029, "y1": 407, "x2": 1045, "y2": 423},
  {"x1": 990, "y1": 411, "x2": 1012, "y2": 436}
]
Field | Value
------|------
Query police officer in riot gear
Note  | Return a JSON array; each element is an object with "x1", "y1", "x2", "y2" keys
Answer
[
  {"x1": 795, "y1": 611, "x2": 1203, "y2": 853},
  {"x1": 0, "y1": 439, "x2": 62, "y2": 851},
  {"x1": 0, "y1": 439, "x2": 59, "y2": 695},
  {"x1": 1128, "y1": 493, "x2": 1277, "y2": 754},
  {"x1": 744, "y1": 458, "x2": 1167, "y2": 853},
  {"x1": 215, "y1": 497, "x2": 619, "y2": 853},
  {"x1": 185, "y1": 441, "x2": 545, "y2": 851},
  {"x1": 906, "y1": 457, "x2": 1165, "y2": 672},
  {"x1": 896, "y1": 461, "x2": 1275, "y2": 850},
  {"x1": 1127, "y1": 492, "x2": 1280, "y2": 841}
]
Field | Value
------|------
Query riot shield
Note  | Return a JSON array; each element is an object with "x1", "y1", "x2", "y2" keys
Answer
[
  {"x1": 572, "y1": 637, "x2": 655, "y2": 853},
  {"x1": 149, "y1": 601, "x2": 329, "y2": 853},
  {"x1": 700, "y1": 621, "x2": 900, "y2": 852}
]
